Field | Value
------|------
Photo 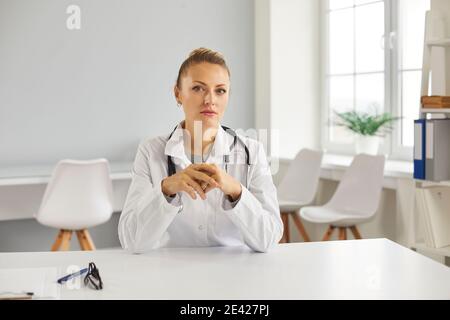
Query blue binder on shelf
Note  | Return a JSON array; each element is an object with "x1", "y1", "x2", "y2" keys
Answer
[{"x1": 414, "y1": 119, "x2": 426, "y2": 179}]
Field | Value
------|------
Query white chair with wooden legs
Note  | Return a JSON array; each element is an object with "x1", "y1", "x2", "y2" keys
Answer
[
  {"x1": 35, "y1": 159, "x2": 114, "y2": 251},
  {"x1": 277, "y1": 149, "x2": 323, "y2": 243},
  {"x1": 300, "y1": 154, "x2": 385, "y2": 241}
]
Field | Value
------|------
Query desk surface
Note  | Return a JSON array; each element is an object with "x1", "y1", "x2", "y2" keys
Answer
[
  {"x1": 0, "y1": 154, "x2": 413, "y2": 187},
  {"x1": 0, "y1": 162, "x2": 133, "y2": 186},
  {"x1": 321, "y1": 154, "x2": 413, "y2": 178},
  {"x1": 0, "y1": 239, "x2": 449, "y2": 299},
  {"x1": 281, "y1": 154, "x2": 412, "y2": 190}
]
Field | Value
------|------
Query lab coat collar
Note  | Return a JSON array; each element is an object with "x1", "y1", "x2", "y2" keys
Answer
[
  {"x1": 164, "y1": 122, "x2": 232, "y2": 161},
  {"x1": 164, "y1": 122, "x2": 188, "y2": 163},
  {"x1": 212, "y1": 125, "x2": 232, "y2": 158}
]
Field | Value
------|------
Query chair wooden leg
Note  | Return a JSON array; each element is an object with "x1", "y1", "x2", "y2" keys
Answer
[
  {"x1": 292, "y1": 213, "x2": 310, "y2": 242},
  {"x1": 338, "y1": 227, "x2": 347, "y2": 240},
  {"x1": 76, "y1": 229, "x2": 95, "y2": 251},
  {"x1": 51, "y1": 230, "x2": 65, "y2": 251},
  {"x1": 83, "y1": 230, "x2": 95, "y2": 250},
  {"x1": 350, "y1": 226, "x2": 362, "y2": 239},
  {"x1": 280, "y1": 212, "x2": 290, "y2": 243},
  {"x1": 322, "y1": 225, "x2": 335, "y2": 241},
  {"x1": 59, "y1": 230, "x2": 72, "y2": 251},
  {"x1": 76, "y1": 230, "x2": 87, "y2": 250}
]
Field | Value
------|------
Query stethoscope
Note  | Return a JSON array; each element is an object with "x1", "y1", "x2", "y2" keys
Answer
[{"x1": 167, "y1": 125, "x2": 250, "y2": 187}]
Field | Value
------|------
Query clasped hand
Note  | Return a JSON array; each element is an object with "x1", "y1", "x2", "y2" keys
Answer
[{"x1": 161, "y1": 164, "x2": 242, "y2": 201}]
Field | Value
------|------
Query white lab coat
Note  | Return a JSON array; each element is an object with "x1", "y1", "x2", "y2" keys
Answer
[{"x1": 118, "y1": 123, "x2": 283, "y2": 253}]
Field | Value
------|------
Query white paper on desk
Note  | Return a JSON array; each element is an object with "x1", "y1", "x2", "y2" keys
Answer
[{"x1": 0, "y1": 267, "x2": 59, "y2": 299}]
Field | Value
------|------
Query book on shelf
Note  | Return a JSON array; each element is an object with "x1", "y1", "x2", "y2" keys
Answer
[
  {"x1": 414, "y1": 119, "x2": 426, "y2": 180},
  {"x1": 414, "y1": 118, "x2": 450, "y2": 181},
  {"x1": 421, "y1": 96, "x2": 450, "y2": 108},
  {"x1": 425, "y1": 119, "x2": 450, "y2": 182}
]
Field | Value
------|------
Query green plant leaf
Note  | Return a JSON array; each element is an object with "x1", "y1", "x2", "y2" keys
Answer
[{"x1": 333, "y1": 109, "x2": 401, "y2": 136}]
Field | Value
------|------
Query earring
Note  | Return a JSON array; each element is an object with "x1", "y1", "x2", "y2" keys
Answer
[{"x1": 176, "y1": 102, "x2": 182, "y2": 108}]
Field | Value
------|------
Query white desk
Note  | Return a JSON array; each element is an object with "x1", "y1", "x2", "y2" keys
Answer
[
  {"x1": 0, "y1": 162, "x2": 133, "y2": 186},
  {"x1": 0, "y1": 163, "x2": 133, "y2": 221},
  {"x1": 0, "y1": 155, "x2": 410, "y2": 220},
  {"x1": 0, "y1": 239, "x2": 449, "y2": 299},
  {"x1": 0, "y1": 155, "x2": 414, "y2": 188},
  {"x1": 279, "y1": 154, "x2": 413, "y2": 190}
]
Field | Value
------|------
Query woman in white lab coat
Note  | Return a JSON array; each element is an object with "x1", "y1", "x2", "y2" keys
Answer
[{"x1": 118, "y1": 48, "x2": 283, "y2": 253}]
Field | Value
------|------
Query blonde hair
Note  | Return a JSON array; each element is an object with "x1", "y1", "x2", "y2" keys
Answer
[{"x1": 176, "y1": 47, "x2": 230, "y2": 88}]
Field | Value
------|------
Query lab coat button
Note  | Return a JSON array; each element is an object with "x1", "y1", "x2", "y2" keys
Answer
[{"x1": 198, "y1": 225, "x2": 204, "y2": 231}]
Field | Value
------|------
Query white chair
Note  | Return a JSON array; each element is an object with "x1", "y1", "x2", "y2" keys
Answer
[
  {"x1": 35, "y1": 159, "x2": 114, "y2": 251},
  {"x1": 300, "y1": 154, "x2": 385, "y2": 241},
  {"x1": 277, "y1": 149, "x2": 323, "y2": 242}
]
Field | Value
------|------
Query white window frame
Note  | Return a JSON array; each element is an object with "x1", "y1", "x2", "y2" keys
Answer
[{"x1": 320, "y1": 0, "x2": 421, "y2": 161}]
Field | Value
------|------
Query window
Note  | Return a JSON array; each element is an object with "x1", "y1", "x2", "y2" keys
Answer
[{"x1": 322, "y1": 0, "x2": 430, "y2": 159}]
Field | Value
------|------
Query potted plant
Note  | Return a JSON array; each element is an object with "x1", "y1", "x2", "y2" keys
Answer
[{"x1": 334, "y1": 108, "x2": 400, "y2": 155}]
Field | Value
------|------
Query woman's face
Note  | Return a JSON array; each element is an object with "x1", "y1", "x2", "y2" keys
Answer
[{"x1": 175, "y1": 62, "x2": 230, "y2": 130}]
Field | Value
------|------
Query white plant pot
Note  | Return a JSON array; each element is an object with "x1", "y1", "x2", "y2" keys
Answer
[{"x1": 355, "y1": 135, "x2": 380, "y2": 155}]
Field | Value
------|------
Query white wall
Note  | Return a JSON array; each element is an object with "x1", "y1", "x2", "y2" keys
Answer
[
  {"x1": 0, "y1": 0, "x2": 255, "y2": 170},
  {"x1": 271, "y1": 0, "x2": 321, "y2": 159},
  {"x1": 0, "y1": 0, "x2": 255, "y2": 252},
  {"x1": 254, "y1": 0, "x2": 271, "y2": 153},
  {"x1": 255, "y1": 0, "x2": 321, "y2": 160}
]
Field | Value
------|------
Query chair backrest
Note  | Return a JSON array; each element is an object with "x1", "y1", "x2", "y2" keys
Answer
[
  {"x1": 326, "y1": 154, "x2": 385, "y2": 218},
  {"x1": 35, "y1": 159, "x2": 114, "y2": 229},
  {"x1": 277, "y1": 149, "x2": 324, "y2": 204}
]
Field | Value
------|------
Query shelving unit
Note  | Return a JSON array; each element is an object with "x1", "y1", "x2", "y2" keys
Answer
[
  {"x1": 412, "y1": 242, "x2": 450, "y2": 266},
  {"x1": 420, "y1": 108, "x2": 450, "y2": 113},
  {"x1": 413, "y1": 12, "x2": 450, "y2": 266},
  {"x1": 414, "y1": 242, "x2": 450, "y2": 256},
  {"x1": 419, "y1": 108, "x2": 450, "y2": 119},
  {"x1": 426, "y1": 38, "x2": 450, "y2": 47},
  {"x1": 413, "y1": 108, "x2": 450, "y2": 265},
  {"x1": 413, "y1": 175, "x2": 450, "y2": 266},
  {"x1": 421, "y1": 11, "x2": 449, "y2": 97}
]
